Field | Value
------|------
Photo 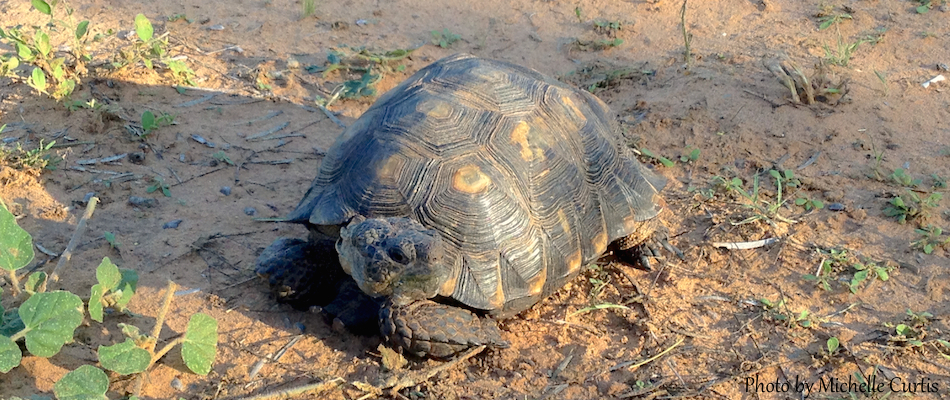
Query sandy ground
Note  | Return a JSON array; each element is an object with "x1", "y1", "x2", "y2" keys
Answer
[{"x1": 2, "y1": 0, "x2": 950, "y2": 399}]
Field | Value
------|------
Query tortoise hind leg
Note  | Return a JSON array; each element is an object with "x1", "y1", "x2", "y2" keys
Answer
[
  {"x1": 613, "y1": 220, "x2": 684, "y2": 271},
  {"x1": 380, "y1": 299, "x2": 510, "y2": 358}
]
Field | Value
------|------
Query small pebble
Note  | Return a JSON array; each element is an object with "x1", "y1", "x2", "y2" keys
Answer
[
  {"x1": 207, "y1": 24, "x2": 225, "y2": 31},
  {"x1": 170, "y1": 377, "x2": 184, "y2": 391},
  {"x1": 244, "y1": 207, "x2": 257, "y2": 216},
  {"x1": 220, "y1": 186, "x2": 232, "y2": 196},
  {"x1": 163, "y1": 219, "x2": 183, "y2": 229},
  {"x1": 129, "y1": 152, "x2": 146, "y2": 164},
  {"x1": 128, "y1": 196, "x2": 157, "y2": 208},
  {"x1": 828, "y1": 202, "x2": 846, "y2": 211},
  {"x1": 179, "y1": 153, "x2": 186, "y2": 162},
  {"x1": 939, "y1": 63, "x2": 950, "y2": 72}
]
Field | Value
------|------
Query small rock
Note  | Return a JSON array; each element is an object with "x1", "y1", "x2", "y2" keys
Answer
[
  {"x1": 129, "y1": 152, "x2": 146, "y2": 164},
  {"x1": 163, "y1": 219, "x2": 183, "y2": 229},
  {"x1": 828, "y1": 203, "x2": 845, "y2": 211},
  {"x1": 220, "y1": 186, "x2": 232, "y2": 196},
  {"x1": 170, "y1": 377, "x2": 184, "y2": 391},
  {"x1": 128, "y1": 196, "x2": 157, "y2": 208},
  {"x1": 939, "y1": 63, "x2": 950, "y2": 72},
  {"x1": 244, "y1": 207, "x2": 257, "y2": 216},
  {"x1": 179, "y1": 153, "x2": 186, "y2": 162},
  {"x1": 79, "y1": 192, "x2": 96, "y2": 206},
  {"x1": 207, "y1": 24, "x2": 225, "y2": 31}
]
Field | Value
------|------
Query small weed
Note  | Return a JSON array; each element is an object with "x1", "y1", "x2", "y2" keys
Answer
[
  {"x1": 212, "y1": 151, "x2": 234, "y2": 166},
  {"x1": 915, "y1": 0, "x2": 934, "y2": 13},
  {"x1": 597, "y1": 38, "x2": 624, "y2": 48},
  {"x1": 680, "y1": 0, "x2": 692, "y2": 67},
  {"x1": 639, "y1": 148, "x2": 675, "y2": 167},
  {"x1": 813, "y1": 336, "x2": 845, "y2": 367},
  {"x1": 883, "y1": 191, "x2": 941, "y2": 224},
  {"x1": 574, "y1": 7, "x2": 583, "y2": 23},
  {"x1": 890, "y1": 168, "x2": 922, "y2": 187},
  {"x1": 887, "y1": 309, "x2": 933, "y2": 347},
  {"x1": 141, "y1": 110, "x2": 175, "y2": 135},
  {"x1": 309, "y1": 46, "x2": 415, "y2": 102},
  {"x1": 302, "y1": 0, "x2": 316, "y2": 18},
  {"x1": 912, "y1": 225, "x2": 950, "y2": 254},
  {"x1": 113, "y1": 13, "x2": 196, "y2": 83},
  {"x1": 930, "y1": 173, "x2": 946, "y2": 189},
  {"x1": 759, "y1": 298, "x2": 813, "y2": 329},
  {"x1": 146, "y1": 176, "x2": 171, "y2": 197},
  {"x1": 0, "y1": 139, "x2": 60, "y2": 171},
  {"x1": 803, "y1": 247, "x2": 849, "y2": 291},
  {"x1": 795, "y1": 196, "x2": 825, "y2": 211},
  {"x1": 341, "y1": 71, "x2": 381, "y2": 98},
  {"x1": 823, "y1": 36, "x2": 865, "y2": 67},
  {"x1": 679, "y1": 147, "x2": 700, "y2": 163},
  {"x1": 848, "y1": 260, "x2": 892, "y2": 294},
  {"x1": 873, "y1": 70, "x2": 888, "y2": 96},
  {"x1": 0, "y1": 201, "x2": 219, "y2": 395},
  {"x1": 103, "y1": 231, "x2": 120, "y2": 249},
  {"x1": 816, "y1": 12, "x2": 852, "y2": 30},
  {"x1": 593, "y1": 19, "x2": 622, "y2": 36},
  {"x1": 431, "y1": 29, "x2": 461, "y2": 48}
]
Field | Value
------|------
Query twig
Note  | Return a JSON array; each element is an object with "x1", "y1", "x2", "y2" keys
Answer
[
  {"x1": 317, "y1": 103, "x2": 346, "y2": 128},
  {"x1": 236, "y1": 377, "x2": 344, "y2": 400},
  {"x1": 680, "y1": 0, "x2": 691, "y2": 68},
  {"x1": 711, "y1": 238, "x2": 779, "y2": 250},
  {"x1": 385, "y1": 345, "x2": 487, "y2": 394},
  {"x1": 43, "y1": 197, "x2": 98, "y2": 291},
  {"x1": 611, "y1": 336, "x2": 685, "y2": 371},
  {"x1": 170, "y1": 166, "x2": 229, "y2": 187},
  {"x1": 133, "y1": 280, "x2": 178, "y2": 397}
]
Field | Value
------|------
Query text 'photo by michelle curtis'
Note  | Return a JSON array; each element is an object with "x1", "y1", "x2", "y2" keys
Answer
[{"x1": 744, "y1": 373, "x2": 941, "y2": 397}]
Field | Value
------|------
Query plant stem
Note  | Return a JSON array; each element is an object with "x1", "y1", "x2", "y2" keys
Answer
[
  {"x1": 680, "y1": 0, "x2": 691, "y2": 68},
  {"x1": 151, "y1": 336, "x2": 186, "y2": 365},
  {"x1": 5, "y1": 269, "x2": 21, "y2": 297},
  {"x1": 43, "y1": 196, "x2": 98, "y2": 292},
  {"x1": 149, "y1": 280, "x2": 177, "y2": 354}
]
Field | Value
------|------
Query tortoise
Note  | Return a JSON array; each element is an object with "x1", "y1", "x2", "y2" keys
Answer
[{"x1": 256, "y1": 53, "x2": 682, "y2": 358}]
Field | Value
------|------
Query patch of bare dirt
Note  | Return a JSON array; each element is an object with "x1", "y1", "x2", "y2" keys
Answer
[{"x1": 2, "y1": 0, "x2": 950, "y2": 399}]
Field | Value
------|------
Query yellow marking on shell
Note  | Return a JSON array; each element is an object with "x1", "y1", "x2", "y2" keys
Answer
[
  {"x1": 452, "y1": 164, "x2": 492, "y2": 194},
  {"x1": 561, "y1": 96, "x2": 587, "y2": 122},
  {"x1": 623, "y1": 216, "x2": 641, "y2": 234},
  {"x1": 509, "y1": 121, "x2": 545, "y2": 162},
  {"x1": 593, "y1": 232, "x2": 609, "y2": 255},
  {"x1": 471, "y1": 65, "x2": 507, "y2": 82},
  {"x1": 489, "y1": 263, "x2": 507, "y2": 309},
  {"x1": 417, "y1": 99, "x2": 452, "y2": 119},
  {"x1": 567, "y1": 250, "x2": 582, "y2": 274},
  {"x1": 439, "y1": 271, "x2": 458, "y2": 297},
  {"x1": 557, "y1": 209, "x2": 571, "y2": 235},
  {"x1": 528, "y1": 262, "x2": 546, "y2": 295},
  {"x1": 376, "y1": 154, "x2": 403, "y2": 180}
]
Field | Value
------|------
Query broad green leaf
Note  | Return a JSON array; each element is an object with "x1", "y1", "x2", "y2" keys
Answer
[
  {"x1": 35, "y1": 32, "x2": 51, "y2": 57},
  {"x1": 0, "y1": 335, "x2": 21, "y2": 373},
  {"x1": 95, "y1": 257, "x2": 121, "y2": 290},
  {"x1": 134, "y1": 14, "x2": 153, "y2": 42},
  {"x1": 30, "y1": 68, "x2": 47, "y2": 92},
  {"x1": 917, "y1": 5, "x2": 930, "y2": 13},
  {"x1": 141, "y1": 110, "x2": 155, "y2": 130},
  {"x1": 24, "y1": 272, "x2": 47, "y2": 295},
  {"x1": 19, "y1": 291, "x2": 84, "y2": 357},
  {"x1": 88, "y1": 284, "x2": 105, "y2": 323},
  {"x1": 827, "y1": 337, "x2": 839, "y2": 353},
  {"x1": 31, "y1": 0, "x2": 51, "y2": 15},
  {"x1": 53, "y1": 365, "x2": 108, "y2": 400},
  {"x1": 876, "y1": 268, "x2": 889, "y2": 281},
  {"x1": 114, "y1": 269, "x2": 138, "y2": 310},
  {"x1": 17, "y1": 43, "x2": 32, "y2": 59},
  {"x1": 182, "y1": 313, "x2": 217, "y2": 375},
  {"x1": 849, "y1": 270, "x2": 868, "y2": 293},
  {"x1": 75, "y1": 21, "x2": 89, "y2": 40},
  {"x1": 0, "y1": 200, "x2": 35, "y2": 272},
  {"x1": 97, "y1": 339, "x2": 149, "y2": 375},
  {"x1": 0, "y1": 310, "x2": 24, "y2": 337}
]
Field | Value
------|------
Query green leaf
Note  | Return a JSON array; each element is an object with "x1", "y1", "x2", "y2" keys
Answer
[
  {"x1": 19, "y1": 291, "x2": 84, "y2": 357},
  {"x1": 0, "y1": 309, "x2": 24, "y2": 337},
  {"x1": 114, "y1": 269, "x2": 138, "y2": 310},
  {"x1": 827, "y1": 337, "x2": 839, "y2": 353},
  {"x1": 795, "y1": 198, "x2": 807, "y2": 206},
  {"x1": 31, "y1": 0, "x2": 51, "y2": 15},
  {"x1": 917, "y1": 5, "x2": 930, "y2": 13},
  {"x1": 849, "y1": 270, "x2": 868, "y2": 293},
  {"x1": 23, "y1": 272, "x2": 47, "y2": 295},
  {"x1": 88, "y1": 284, "x2": 105, "y2": 323},
  {"x1": 134, "y1": 14, "x2": 153, "y2": 42},
  {"x1": 0, "y1": 335, "x2": 21, "y2": 373},
  {"x1": 0, "y1": 200, "x2": 35, "y2": 272},
  {"x1": 75, "y1": 21, "x2": 89, "y2": 40},
  {"x1": 802, "y1": 274, "x2": 818, "y2": 281},
  {"x1": 53, "y1": 365, "x2": 108, "y2": 400},
  {"x1": 97, "y1": 339, "x2": 150, "y2": 375},
  {"x1": 819, "y1": 19, "x2": 833, "y2": 30},
  {"x1": 30, "y1": 68, "x2": 47, "y2": 92},
  {"x1": 36, "y1": 32, "x2": 51, "y2": 57},
  {"x1": 95, "y1": 257, "x2": 121, "y2": 290},
  {"x1": 812, "y1": 200, "x2": 824, "y2": 209},
  {"x1": 182, "y1": 313, "x2": 218, "y2": 375},
  {"x1": 876, "y1": 268, "x2": 889, "y2": 281},
  {"x1": 17, "y1": 43, "x2": 33, "y2": 60},
  {"x1": 141, "y1": 110, "x2": 155, "y2": 131}
]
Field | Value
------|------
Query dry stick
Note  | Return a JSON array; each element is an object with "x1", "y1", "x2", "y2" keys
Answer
[
  {"x1": 236, "y1": 377, "x2": 344, "y2": 400},
  {"x1": 680, "y1": 0, "x2": 691, "y2": 68},
  {"x1": 133, "y1": 280, "x2": 178, "y2": 397},
  {"x1": 386, "y1": 345, "x2": 487, "y2": 394},
  {"x1": 44, "y1": 196, "x2": 99, "y2": 292}
]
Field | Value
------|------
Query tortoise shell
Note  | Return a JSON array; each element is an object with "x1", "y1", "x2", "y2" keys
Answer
[{"x1": 289, "y1": 53, "x2": 666, "y2": 316}]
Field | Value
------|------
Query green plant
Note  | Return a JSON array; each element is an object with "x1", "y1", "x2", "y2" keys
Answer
[
  {"x1": 802, "y1": 247, "x2": 849, "y2": 291},
  {"x1": 141, "y1": 109, "x2": 175, "y2": 135},
  {"x1": 103, "y1": 231, "x2": 120, "y2": 249},
  {"x1": 912, "y1": 225, "x2": 950, "y2": 254},
  {"x1": 890, "y1": 168, "x2": 922, "y2": 187},
  {"x1": 795, "y1": 196, "x2": 825, "y2": 211},
  {"x1": 302, "y1": 0, "x2": 316, "y2": 18},
  {"x1": 0, "y1": 0, "x2": 92, "y2": 100},
  {"x1": 309, "y1": 46, "x2": 415, "y2": 102},
  {"x1": 729, "y1": 171, "x2": 797, "y2": 226},
  {"x1": 680, "y1": 0, "x2": 692, "y2": 67},
  {"x1": 873, "y1": 70, "x2": 889, "y2": 96},
  {"x1": 679, "y1": 148, "x2": 700, "y2": 163},
  {"x1": 593, "y1": 19, "x2": 622, "y2": 34},
  {"x1": 823, "y1": 36, "x2": 865, "y2": 67},
  {"x1": 212, "y1": 150, "x2": 234, "y2": 165},
  {"x1": 113, "y1": 13, "x2": 195, "y2": 85},
  {"x1": 430, "y1": 28, "x2": 461, "y2": 48},
  {"x1": 848, "y1": 260, "x2": 892, "y2": 293},
  {"x1": 0, "y1": 200, "x2": 218, "y2": 397},
  {"x1": 0, "y1": 139, "x2": 60, "y2": 171},
  {"x1": 146, "y1": 176, "x2": 171, "y2": 197},
  {"x1": 915, "y1": 0, "x2": 934, "y2": 13},
  {"x1": 759, "y1": 298, "x2": 812, "y2": 328},
  {"x1": 639, "y1": 148, "x2": 675, "y2": 167},
  {"x1": 932, "y1": 173, "x2": 947, "y2": 189},
  {"x1": 817, "y1": 11, "x2": 852, "y2": 30},
  {"x1": 884, "y1": 191, "x2": 941, "y2": 224}
]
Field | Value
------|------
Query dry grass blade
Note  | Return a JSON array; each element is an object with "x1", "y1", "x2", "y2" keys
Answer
[
  {"x1": 611, "y1": 336, "x2": 685, "y2": 371},
  {"x1": 236, "y1": 377, "x2": 345, "y2": 400}
]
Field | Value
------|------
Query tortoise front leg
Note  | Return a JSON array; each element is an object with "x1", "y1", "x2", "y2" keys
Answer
[
  {"x1": 379, "y1": 299, "x2": 509, "y2": 358},
  {"x1": 614, "y1": 222, "x2": 684, "y2": 271}
]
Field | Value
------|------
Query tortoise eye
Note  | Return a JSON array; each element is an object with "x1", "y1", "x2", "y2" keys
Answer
[{"x1": 387, "y1": 247, "x2": 409, "y2": 264}]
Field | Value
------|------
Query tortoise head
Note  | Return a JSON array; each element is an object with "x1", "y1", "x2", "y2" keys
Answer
[{"x1": 337, "y1": 217, "x2": 447, "y2": 303}]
